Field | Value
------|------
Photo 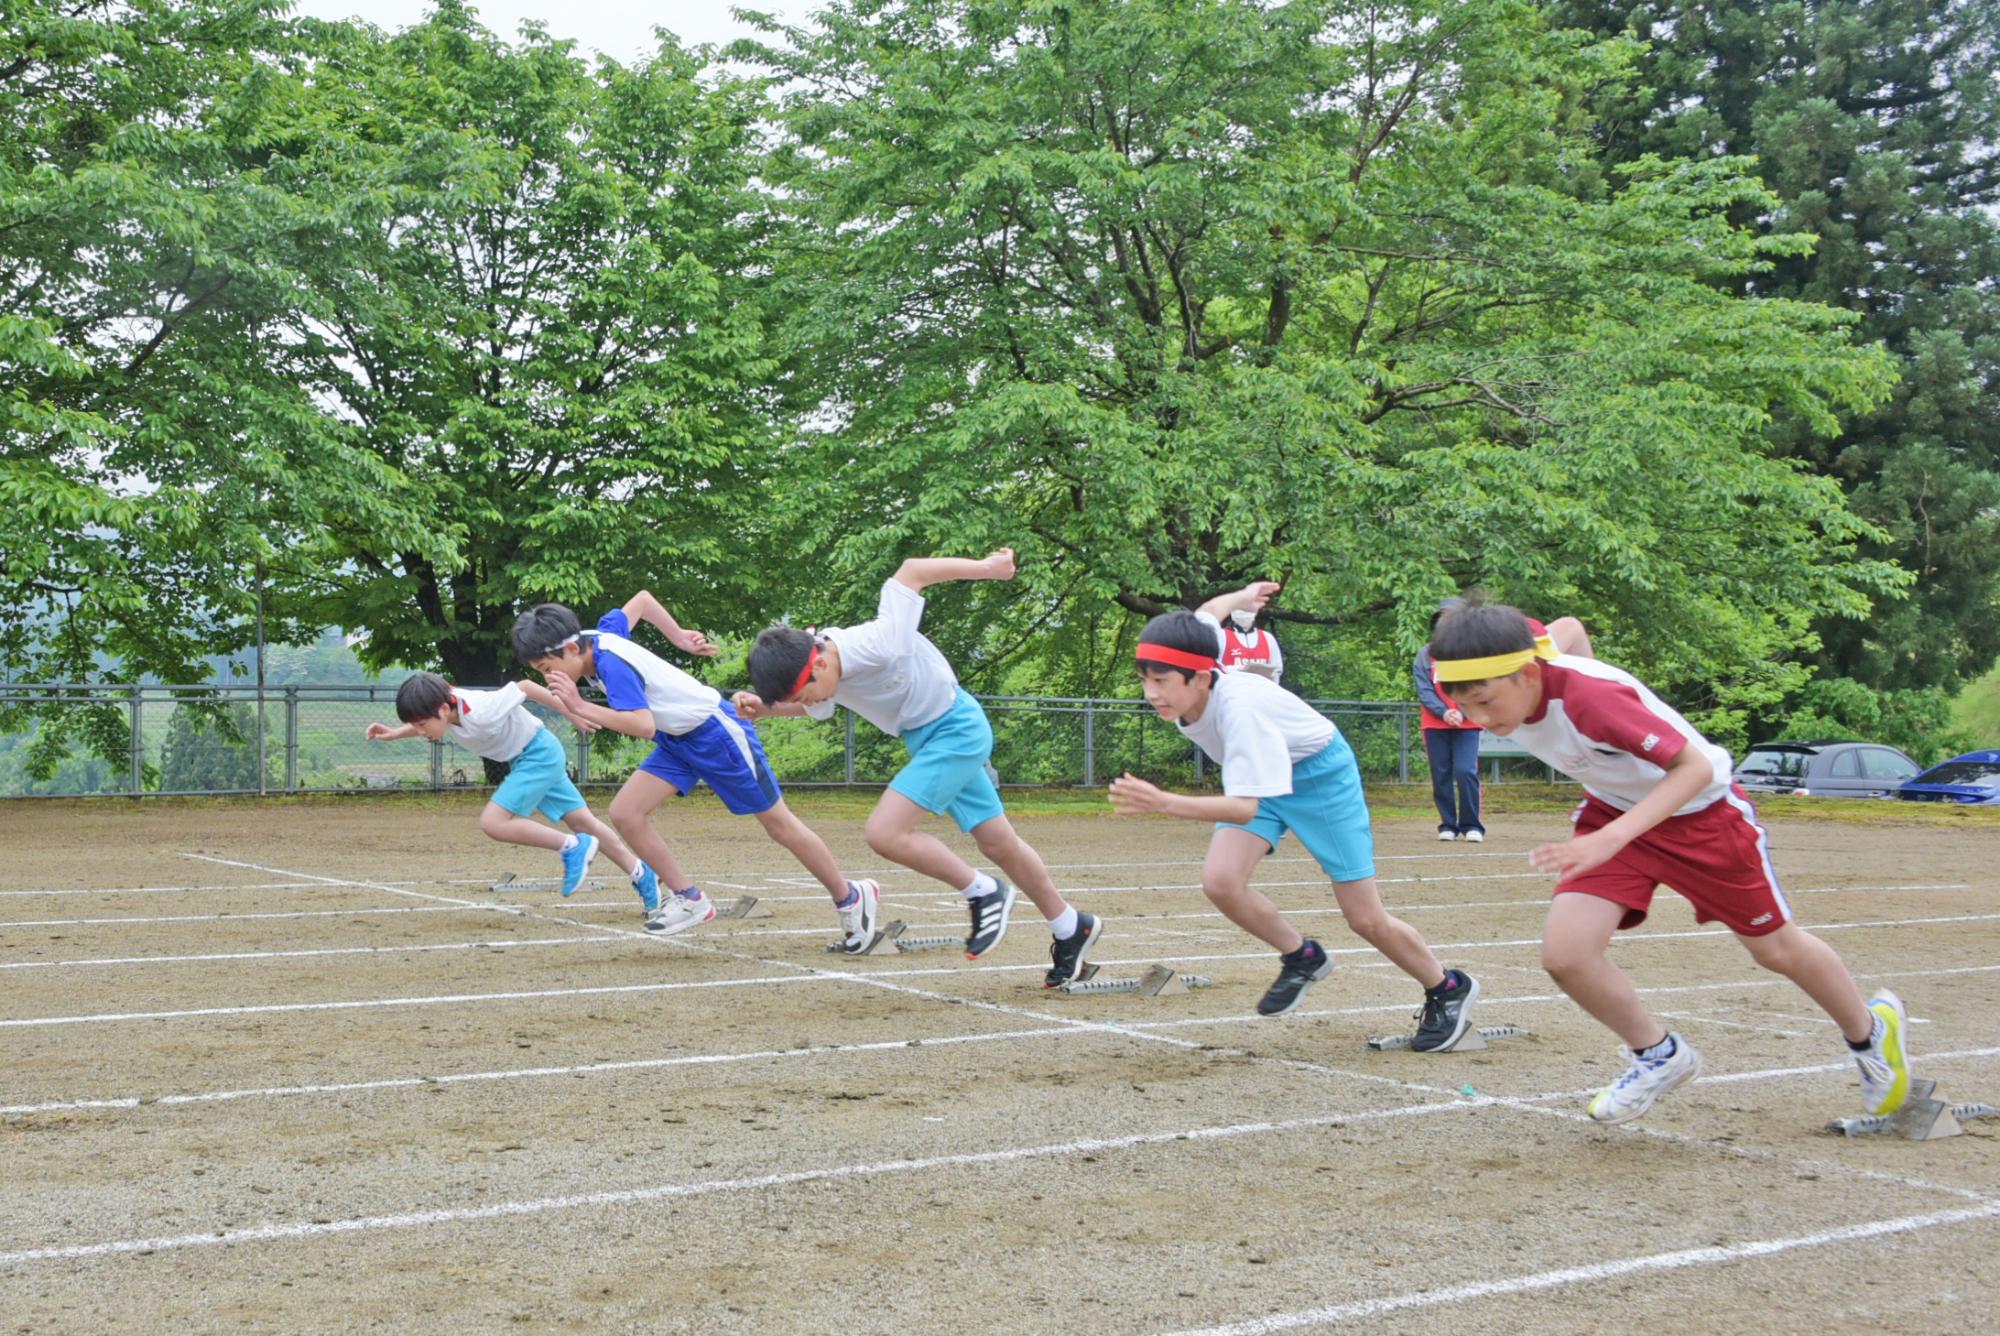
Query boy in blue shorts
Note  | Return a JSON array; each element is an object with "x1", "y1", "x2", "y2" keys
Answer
[
  {"x1": 736, "y1": 548, "x2": 1103, "y2": 987},
  {"x1": 512, "y1": 591, "x2": 882, "y2": 944},
  {"x1": 365, "y1": 672, "x2": 649, "y2": 898},
  {"x1": 1108, "y1": 582, "x2": 1479, "y2": 1046}
]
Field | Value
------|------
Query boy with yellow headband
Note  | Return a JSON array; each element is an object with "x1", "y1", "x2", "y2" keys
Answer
[
  {"x1": 1110, "y1": 582, "x2": 1480, "y2": 1044},
  {"x1": 1428, "y1": 599, "x2": 1913, "y2": 1125}
]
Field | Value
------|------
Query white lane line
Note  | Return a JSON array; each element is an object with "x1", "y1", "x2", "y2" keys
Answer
[
  {"x1": 1153, "y1": 1201, "x2": 2000, "y2": 1336},
  {"x1": 181, "y1": 854, "x2": 490, "y2": 912},
  {"x1": 0, "y1": 1096, "x2": 1490, "y2": 1266},
  {"x1": 0, "y1": 937, "x2": 612, "y2": 972}
]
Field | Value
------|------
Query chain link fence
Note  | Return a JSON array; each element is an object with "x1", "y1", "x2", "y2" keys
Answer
[{"x1": 0, "y1": 682, "x2": 1553, "y2": 798}]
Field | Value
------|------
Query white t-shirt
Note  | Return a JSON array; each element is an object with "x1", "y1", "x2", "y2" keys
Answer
[
  {"x1": 446, "y1": 684, "x2": 544, "y2": 763},
  {"x1": 1504, "y1": 657, "x2": 1734, "y2": 815},
  {"x1": 1174, "y1": 613, "x2": 1335, "y2": 797},
  {"x1": 806, "y1": 579, "x2": 961, "y2": 735},
  {"x1": 585, "y1": 609, "x2": 723, "y2": 739}
]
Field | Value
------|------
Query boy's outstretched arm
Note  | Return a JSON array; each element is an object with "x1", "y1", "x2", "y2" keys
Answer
[
  {"x1": 517, "y1": 679, "x2": 599, "y2": 733},
  {"x1": 364, "y1": 721, "x2": 421, "y2": 741},
  {"x1": 621, "y1": 590, "x2": 719, "y2": 658},
  {"x1": 892, "y1": 547, "x2": 1016, "y2": 593},
  {"x1": 1197, "y1": 580, "x2": 1282, "y2": 624},
  {"x1": 1108, "y1": 773, "x2": 1260, "y2": 825}
]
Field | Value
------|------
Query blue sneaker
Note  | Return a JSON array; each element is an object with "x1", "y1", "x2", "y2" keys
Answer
[
  {"x1": 559, "y1": 834, "x2": 598, "y2": 897},
  {"x1": 631, "y1": 861, "x2": 661, "y2": 913}
]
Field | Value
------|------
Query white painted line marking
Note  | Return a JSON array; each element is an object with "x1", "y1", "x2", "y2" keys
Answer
[{"x1": 0, "y1": 937, "x2": 610, "y2": 972}]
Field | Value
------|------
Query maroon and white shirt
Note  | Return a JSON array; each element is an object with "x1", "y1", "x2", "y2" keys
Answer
[
  {"x1": 1505, "y1": 658, "x2": 1733, "y2": 816},
  {"x1": 1220, "y1": 625, "x2": 1284, "y2": 682}
]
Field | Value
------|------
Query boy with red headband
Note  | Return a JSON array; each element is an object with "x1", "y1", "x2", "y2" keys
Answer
[
  {"x1": 512, "y1": 594, "x2": 881, "y2": 946},
  {"x1": 1428, "y1": 599, "x2": 1913, "y2": 1124},
  {"x1": 737, "y1": 549, "x2": 1102, "y2": 985},
  {"x1": 1109, "y1": 582, "x2": 1480, "y2": 1044}
]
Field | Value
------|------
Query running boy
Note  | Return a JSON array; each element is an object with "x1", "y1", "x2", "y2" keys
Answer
[
  {"x1": 1108, "y1": 582, "x2": 1480, "y2": 1047},
  {"x1": 365, "y1": 672, "x2": 650, "y2": 899},
  {"x1": 512, "y1": 591, "x2": 882, "y2": 945},
  {"x1": 1428, "y1": 599, "x2": 1913, "y2": 1123},
  {"x1": 736, "y1": 549, "x2": 1102, "y2": 987}
]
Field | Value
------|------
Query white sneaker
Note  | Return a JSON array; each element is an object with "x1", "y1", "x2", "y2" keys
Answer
[
  {"x1": 1437, "y1": 829, "x2": 1459, "y2": 842},
  {"x1": 645, "y1": 890, "x2": 717, "y2": 936},
  {"x1": 837, "y1": 878, "x2": 882, "y2": 951},
  {"x1": 1464, "y1": 830, "x2": 1485, "y2": 843},
  {"x1": 1588, "y1": 1033, "x2": 1702, "y2": 1124},
  {"x1": 1855, "y1": 990, "x2": 1911, "y2": 1115}
]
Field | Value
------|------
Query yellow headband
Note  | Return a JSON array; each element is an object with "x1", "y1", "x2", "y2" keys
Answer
[{"x1": 1433, "y1": 630, "x2": 1557, "y2": 684}]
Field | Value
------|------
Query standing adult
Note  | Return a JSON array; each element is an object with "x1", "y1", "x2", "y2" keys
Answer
[
  {"x1": 1220, "y1": 607, "x2": 1284, "y2": 682},
  {"x1": 1414, "y1": 599, "x2": 1483, "y2": 842}
]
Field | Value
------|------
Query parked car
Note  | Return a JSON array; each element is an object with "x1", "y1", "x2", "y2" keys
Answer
[
  {"x1": 1893, "y1": 750, "x2": 2000, "y2": 806},
  {"x1": 1733, "y1": 739, "x2": 1920, "y2": 798}
]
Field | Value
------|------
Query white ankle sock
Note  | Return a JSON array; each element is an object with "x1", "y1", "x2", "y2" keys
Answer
[
  {"x1": 559, "y1": 835, "x2": 579, "y2": 853},
  {"x1": 1049, "y1": 906, "x2": 1078, "y2": 939},
  {"x1": 961, "y1": 871, "x2": 999, "y2": 899}
]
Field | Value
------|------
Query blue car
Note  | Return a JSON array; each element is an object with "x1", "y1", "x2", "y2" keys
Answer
[{"x1": 1894, "y1": 750, "x2": 2000, "y2": 805}]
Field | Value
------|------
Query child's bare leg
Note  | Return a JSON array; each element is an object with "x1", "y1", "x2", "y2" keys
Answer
[
  {"x1": 480, "y1": 802, "x2": 567, "y2": 852},
  {"x1": 1203, "y1": 827, "x2": 1305, "y2": 953},
  {"x1": 1542, "y1": 893, "x2": 1665, "y2": 1049},
  {"x1": 863, "y1": 790, "x2": 979, "y2": 888},
  {"x1": 970, "y1": 814, "x2": 1071, "y2": 920},
  {"x1": 1736, "y1": 923, "x2": 1874, "y2": 1043},
  {"x1": 754, "y1": 800, "x2": 851, "y2": 901},
  {"x1": 607, "y1": 772, "x2": 694, "y2": 890},
  {"x1": 1332, "y1": 878, "x2": 1445, "y2": 989},
  {"x1": 562, "y1": 808, "x2": 639, "y2": 876}
]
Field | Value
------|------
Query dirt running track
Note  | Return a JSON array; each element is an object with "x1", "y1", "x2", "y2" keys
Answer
[{"x1": 0, "y1": 793, "x2": 1995, "y2": 1333}]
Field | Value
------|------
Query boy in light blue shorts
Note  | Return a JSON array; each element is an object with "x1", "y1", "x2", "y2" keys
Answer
[
  {"x1": 514, "y1": 590, "x2": 882, "y2": 945},
  {"x1": 1108, "y1": 582, "x2": 1479, "y2": 1045},
  {"x1": 738, "y1": 548, "x2": 1104, "y2": 987},
  {"x1": 365, "y1": 672, "x2": 650, "y2": 898}
]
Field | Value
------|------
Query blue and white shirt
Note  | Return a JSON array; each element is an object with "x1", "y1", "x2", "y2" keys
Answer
[{"x1": 584, "y1": 609, "x2": 724, "y2": 739}]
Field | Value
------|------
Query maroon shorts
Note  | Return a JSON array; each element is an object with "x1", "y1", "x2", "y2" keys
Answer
[{"x1": 1554, "y1": 788, "x2": 1793, "y2": 937}]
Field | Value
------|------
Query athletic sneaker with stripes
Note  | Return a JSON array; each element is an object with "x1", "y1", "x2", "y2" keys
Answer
[
  {"x1": 1588, "y1": 1032, "x2": 1702, "y2": 1124},
  {"x1": 836, "y1": 878, "x2": 883, "y2": 952},
  {"x1": 964, "y1": 879, "x2": 1015, "y2": 958},
  {"x1": 1044, "y1": 911, "x2": 1102, "y2": 988},
  {"x1": 1854, "y1": 989, "x2": 1912, "y2": 1115}
]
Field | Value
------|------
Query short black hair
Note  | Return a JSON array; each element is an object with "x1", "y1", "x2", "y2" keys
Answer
[
  {"x1": 1135, "y1": 610, "x2": 1221, "y2": 684},
  {"x1": 1428, "y1": 595, "x2": 1467, "y2": 635},
  {"x1": 395, "y1": 671, "x2": 453, "y2": 723},
  {"x1": 748, "y1": 626, "x2": 816, "y2": 704},
  {"x1": 1429, "y1": 602, "x2": 1535, "y2": 686},
  {"x1": 511, "y1": 603, "x2": 583, "y2": 662}
]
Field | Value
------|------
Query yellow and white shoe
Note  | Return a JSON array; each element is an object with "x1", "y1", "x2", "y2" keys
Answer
[{"x1": 1855, "y1": 989, "x2": 1911, "y2": 1115}]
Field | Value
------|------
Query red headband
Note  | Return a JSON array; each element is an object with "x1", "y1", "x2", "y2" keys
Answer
[
  {"x1": 787, "y1": 644, "x2": 822, "y2": 699},
  {"x1": 1136, "y1": 643, "x2": 1218, "y2": 673}
]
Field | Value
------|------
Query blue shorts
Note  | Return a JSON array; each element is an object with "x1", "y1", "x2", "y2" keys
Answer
[
  {"x1": 491, "y1": 727, "x2": 587, "y2": 822},
  {"x1": 636, "y1": 699, "x2": 781, "y2": 816},
  {"x1": 890, "y1": 688, "x2": 1004, "y2": 834},
  {"x1": 1216, "y1": 732, "x2": 1376, "y2": 883}
]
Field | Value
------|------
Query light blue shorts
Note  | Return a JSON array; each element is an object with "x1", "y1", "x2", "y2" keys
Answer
[
  {"x1": 890, "y1": 688, "x2": 1005, "y2": 834},
  {"x1": 1216, "y1": 732, "x2": 1376, "y2": 883},
  {"x1": 491, "y1": 727, "x2": 586, "y2": 822}
]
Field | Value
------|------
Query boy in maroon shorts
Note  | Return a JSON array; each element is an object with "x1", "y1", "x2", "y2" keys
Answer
[{"x1": 1429, "y1": 601, "x2": 1914, "y2": 1126}]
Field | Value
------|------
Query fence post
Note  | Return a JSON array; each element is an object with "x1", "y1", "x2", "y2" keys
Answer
[
  {"x1": 1398, "y1": 709, "x2": 1410, "y2": 784},
  {"x1": 1082, "y1": 700, "x2": 1096, "y2": 787},
  {"x1": 843, "y1": 710, "x2": 856, "y2": 785},
  {"x1": 430, "y1": 738, "x2": 444, "y2": 790},
  {"x1": 284, "y1": 687, "x2": 299, "y2": 791},
  {"x1": 577, "y1": 726, "x2": 590, "y2": 786},
  {"x1": 128, "y1": 686, "x2": 143, "y2": 795}
]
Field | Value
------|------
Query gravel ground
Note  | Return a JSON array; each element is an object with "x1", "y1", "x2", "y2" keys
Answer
[{"x1": 0, "y1": 792, "x2": 1995, "y2": 1333}]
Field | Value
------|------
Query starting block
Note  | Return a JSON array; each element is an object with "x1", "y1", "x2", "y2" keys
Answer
[
  {"x1": 488, "y1": 873, "x2": 605, "y2": 895},
  {"x1": 714, "y1": 895, "x2": 772, "y2": 920},
  {"x1": 824, "y1": 921, "x2": 965, "y2": 957},
  {"x1": 1825, "y1": 1079, "x2": 1999, "y2": 1141},
  {"x1": 1367, "y1": 1024, "x2": 1532, "y2": 1053},
  {"x1": 1057, "y1": 963, "x2": 1213, "y2": 996}
]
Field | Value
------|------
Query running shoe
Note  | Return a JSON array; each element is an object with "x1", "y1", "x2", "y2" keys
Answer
[
  {"x1": 559, "y1": 834, "x2": 598, "y2": 897},
  {"x1": 964, "y1": 879, "x2": 1015, "y2": 959},
  {"x1": 1257, "y1": 940, "x2": 1333, "y2": 1016},
  {"x1": 1043, "y1": 912, "x2": 1102, "y2": 988},
  {"x1": 631, "y1": 861, "x2": 662, "y2": 914},
  {"x1": 1411, "y1": 969, "x2": 1481, "y2": 1052},
  {"x1": 837, "y1": 878, "x2": 883, "y2": 953},
  {"x1": 645, "y1": 889, "x2": 716, "y2": 936},
  {"x1": 1588, "y1": 1033, "x2": 1702, "y2": 1124},
  {"x1": 1855, "y1": 989, "x2": 1911, "y2": 1115}
]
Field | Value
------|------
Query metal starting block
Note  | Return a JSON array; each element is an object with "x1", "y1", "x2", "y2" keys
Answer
[
  {"x1": 488, "y1": 873, "x2": 605, "y2": 895},
  {"x1": 825, "y1": 921, "x2": 965, "y2": 957},
  {"x1": 714, "y1": 895, "x2": 772, "y2": 919},
  {"x1": 1367, "y1": 1024, "x2": 1532, "y2": 1053},
  {"x1": 1825, "y1": 1079, "x2": 1999, "y2": 1141},
  {"x1": 1057, "y1": 963, "x2": 1213, "y2": 996}
]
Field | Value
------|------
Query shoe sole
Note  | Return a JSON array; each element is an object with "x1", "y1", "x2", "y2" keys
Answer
[
  {"x1": 965, "y1": 886, "x2": 1015, "y2": 960},
  {"x1": 1589, "y1": 1048, "x2": 1703, "y2": 1125},
  {"x1": 1257, "y1": 955, "x2": 1335, "y2": 1017},
  {"x1": 840, "y1": 879, "x2": 883, "y2": 952},
  {"x1": 1044, "y1": 916, "x2": 1103, "y2": 988},
  {"x1": 1868, "y1": 989, "x2": 1912, "y2": 1115},
  {"x1": 562, "y1": 836, "x2": 599, "y2": 897},
  {"x1": 645, "y1": 902, "x2": 718, "y2": 936},
  {"x1": 1409, "y1": 973, "x2": 1482, "y2": 1052}
]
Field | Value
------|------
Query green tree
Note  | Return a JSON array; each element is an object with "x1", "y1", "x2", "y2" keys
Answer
[
  {"x1": 158, "y1": 700, "x2": 271, "y2": 792},
  {"x1": 740, "y1": 0, "x2": 1899, "y2": 728},
  {"x1": 1550, "y1": 0, "x2": 2000, "y2": 700}
]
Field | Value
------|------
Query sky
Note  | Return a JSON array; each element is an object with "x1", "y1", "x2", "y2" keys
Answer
[{"x1": 288, "y1": 0, "x2": 805, "y2": 63}]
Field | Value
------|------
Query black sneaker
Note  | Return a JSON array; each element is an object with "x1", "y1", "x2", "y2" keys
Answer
[
  {"x1": 1043, "y1": 912, "x2": 1102, "y2": 988},
  {"x1": 1257, "y1": 940, "x2": 1332, "y2": 1016},
  {"x1": 1411, "y1": 969, "x2": 1481, "y2": 1052},
  {"x1": 965, "y1": 879, "x2": 1015, "y2": 959}
]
